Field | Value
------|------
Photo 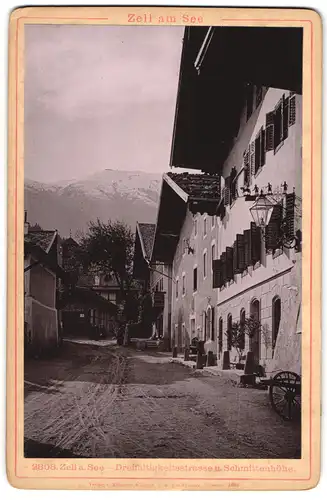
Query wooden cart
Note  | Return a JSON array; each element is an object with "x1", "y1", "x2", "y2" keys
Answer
[{"x1": 262, "y1": 371, "x2": 301, "y2": 421}]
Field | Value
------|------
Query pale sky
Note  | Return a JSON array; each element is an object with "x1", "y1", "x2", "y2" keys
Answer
[{"x1": 25, "y1": 25, "x2": 184, "y2": 183}]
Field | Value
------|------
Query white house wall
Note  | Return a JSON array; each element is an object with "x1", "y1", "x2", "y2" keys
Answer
[
  {"x1": 172, "y1": 209, "x2": 219, "y2": 352},
  {"x1": 216, "y1": 88, "x2": 302, "y2": 374}
]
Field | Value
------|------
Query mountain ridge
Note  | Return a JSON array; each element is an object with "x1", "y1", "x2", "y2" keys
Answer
[{"x1": 25, "y1": 169, "x2": 162, "y2": 237}]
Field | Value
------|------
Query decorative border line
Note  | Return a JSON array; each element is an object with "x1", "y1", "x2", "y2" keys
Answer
[{"x1": 13, "y1": 15, "x2": 313, "y2": 483}]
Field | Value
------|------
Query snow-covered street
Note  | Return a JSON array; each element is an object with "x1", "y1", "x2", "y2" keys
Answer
[{"x1": 24, "y1": 341, "x2": 301, "y2": 459}]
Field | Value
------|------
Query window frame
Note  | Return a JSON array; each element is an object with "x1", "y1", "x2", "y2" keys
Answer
[
  {"x1": 203, "y1": 215, "x2": 207, "y2": 238},
  {"x1": 193, "y1": 266, "x2": 198, "y2": 293},
  {"x1": 203, "y1": 249, "x2": 208, "y2": 279}
]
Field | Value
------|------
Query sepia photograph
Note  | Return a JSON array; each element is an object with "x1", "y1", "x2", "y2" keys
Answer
[{"x1": 23, "y1": 22, "x2": 303, "y2": 461}]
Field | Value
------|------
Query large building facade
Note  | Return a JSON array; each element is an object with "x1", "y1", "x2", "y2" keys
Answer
[
  {"x1": 151, "y1": 26, "x2": 303, "y2": 375},
  {"x1": 213, "y1": 86, "x2": 302, "y2": 375}
]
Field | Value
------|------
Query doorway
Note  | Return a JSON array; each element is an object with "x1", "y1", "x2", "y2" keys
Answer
[{"x1": 250, "y1": 299, "x2": 261, "y2": 363}]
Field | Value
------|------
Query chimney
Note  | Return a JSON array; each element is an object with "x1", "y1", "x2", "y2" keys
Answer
[{"x1": 24, "y1": 210, "x2": 29, "y2": 235}]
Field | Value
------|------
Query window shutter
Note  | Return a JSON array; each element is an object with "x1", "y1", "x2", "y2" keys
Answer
[
  {"x1": 254, "y1": 134, "x2": 260, "y2": 174},
  {"x1": 265, "y1": 111, "x2": 274, "y2": 151},
  {"x1": 244, "y1": 229, "x2": 251, "y2": 268},
  {"x1": 224, "y1": 177, "x2": 231, "y2": 206},
  {"x1": 250, "y1": 141, "x2": 255, "y2": 177},
  {"x1": 226, "y1": 247, "x2": 234, "y2": 281},
  {"x1": 233, "y1": 241, "x2": 238, "y2": 275},
  {"x1": 250, "y1": 222, "x2": 261, "y2": 264},
  {"x1": 273, "y1": 99, "x2": 283, "y2": 150},
  {"x1": 237, "y1": 233, "x2": 245, "y2": 272},
  {"x1": 212, "y1": 259, "x2": 222, "y2": 289},
  {"x1": 285, "y1": 192, "x2": 295, "y2": 239},
  {"x1": 289, "y1": 93, "x2": 296, "y2": 126},
  {"x1": 221, "y1": 252, "x2": 227, "y2": 284},
  {"x1": 243, "y1": 149, "x2": 250, "y2": 186},
  {"x1": 282, "y1": 95, "x2": 289, "y2": 140},
  {"x1": 265, "y1": 204, "x2": 283, "y2": 250},
  {"x1": 260, "y1": 128, "x2": 266, "y2": 167}
]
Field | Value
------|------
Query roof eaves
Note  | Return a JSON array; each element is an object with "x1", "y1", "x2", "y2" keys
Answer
[
  {"x1": 45, "y1": 230, "x2": 58, "y2": 254},
  {"x1": 163, "y1": 173, "x2": 189, "y2": 203},
  {"x1": 136, "y1": 222, "x2": 150, "y2": 264}
]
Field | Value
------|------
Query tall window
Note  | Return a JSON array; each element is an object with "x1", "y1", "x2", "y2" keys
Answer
[
  {"x1": 272, "y1": 296, "x2": 281, "y2": 354},
  {"x1": 250, "y1": 299, "x2": 260, "y2": 361},
  {"x1": 240, "y1": 309, "x2": 246, "y2": 352},
  {"x1": 211, "y1": 306, "x2": 215, "y2": 341},
  {"x1": 175, "y1": 278, "x2": 179, "y2": 299},
  {"x1": 218, "y1": 317, "x2": 223, "y2": 356},
  {"x1": 94, "y1": 275, "x2": 100, "y2": 286},
  {"x1": 193, "y1": 267, "x2": 198, "y2": 292},
  {"x1": 194, "y1": 217, "x2": 198, "y2": 237},
  {"x1": 182, "y1": 274, "x2": 186, "y2": 296},
  {"x1": 227, "y1": 314, "x2": 232, "y2": 351},
  {"x1": 203, "y1": 217, "x2": 207, "y2": 237},
  {"x1": 211, "y1": 216, "x2": 215, "y2": 228},
  {"x1": 203, "y1": 251, "x2": 207, "y2": 279}
]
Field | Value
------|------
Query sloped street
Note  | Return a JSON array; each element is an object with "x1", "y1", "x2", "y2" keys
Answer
[{"x1": 24, "y1": 341, "x2": 301, "y2": 459}]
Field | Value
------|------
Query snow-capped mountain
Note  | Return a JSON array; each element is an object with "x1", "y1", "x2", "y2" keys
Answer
[{"x1": 24, "y1": 169, "x2": 162, "y2": 237}]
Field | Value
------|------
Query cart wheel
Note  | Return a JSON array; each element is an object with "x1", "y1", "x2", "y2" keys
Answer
[{"x1": 269, "y1": 371, "x2": 301, "y2": 421}]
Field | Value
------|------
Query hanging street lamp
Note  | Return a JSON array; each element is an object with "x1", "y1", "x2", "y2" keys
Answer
[{"x1": 249, "y1": 190, "x2": 275, "y2": 229}]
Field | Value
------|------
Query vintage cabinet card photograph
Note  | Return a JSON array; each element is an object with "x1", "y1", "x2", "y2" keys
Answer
[{"x1": 7, "y1": 5, "x2": 322, "y2": 491}]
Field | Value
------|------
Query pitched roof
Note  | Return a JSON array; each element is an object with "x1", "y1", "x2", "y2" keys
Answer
[
  {"x1": 137, "y1": 223, "x2": 156, "y2": 262},
  {"x1": 24, "y1": 230, "x2": 57, "y2": 253},
  {"x1": 166, "y1": 172, "x2": 221, "y2": 201}
]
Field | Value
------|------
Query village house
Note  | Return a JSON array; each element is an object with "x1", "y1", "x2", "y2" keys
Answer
[
  {"x1": 133, "y1": 222, "x2": 171, "y2": 346},
  {"x1": 59, "y1": 237, "x2": 117, "y2": 338},
  {"x1": 24, "y1": 212, "x2": 64, "y2": 355},
  {"x1": 155, "y1": 26, "x2": 303, "y2": 374},
  {"x1": 151, "y1": 174, "x2": 221, "y2": 354}
]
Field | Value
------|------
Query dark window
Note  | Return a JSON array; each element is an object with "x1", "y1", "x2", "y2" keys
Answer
[
  {"x1": 221, "y1": 252, "x2": 227, "y2": 284},
  {"x1": 265, "y1": 111, "x2": 274, "y2": 151},
  {"x1": 272, "y1": 297, "x2": 281, "y2": 354},
  {"x1": 193, "y1": 267, "x2": 198, "y2": 292},
  {"x1": 211, "y1": 306, "x2": 215, "y2": 341},
  {"x1": 240, "y1": 309, "x2": 246, "y2": 351},
  {"x1": 254, "y1": 128, "x2": 266, "y2": 174},
  {"x1": 274, "y1": 99, "x2": 283, "y2": 150},
  {"x1": 265, "y1": 204, "x2": 283, "y2": 252},
  {"x1": 226, "y1": 247, "x2": 234, "y2": 281},
  {"x1": 249, "y1": 299, "x2": 260, "y2": 360},
  {"x1": 250, "y1": 222, "x2": 261, "y2": 265},
  {"x1": 218, "y1": 317, "x2": 223, "y2": 356},
  {"x1": 230, "y1": 167, "x2": 238, "y2": 203},
  {"x1": 212, "y1": 259, "x2": 223, "y2": 289},
  {"x1": 244, "y1": 229, "x2": 251, "y2": 269},
  {"x1": 243, "y1": 149, "x2": 250, "y2": 187},
  {"x1": 234, "y1": 233, "x2": 245, "y2": 274},
  {"x1": 227, "y1": 314, "x2": 232, "y2": 351},
  {"x1": 274, "y1": 95, "x2": 289, "y2": 151}
]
